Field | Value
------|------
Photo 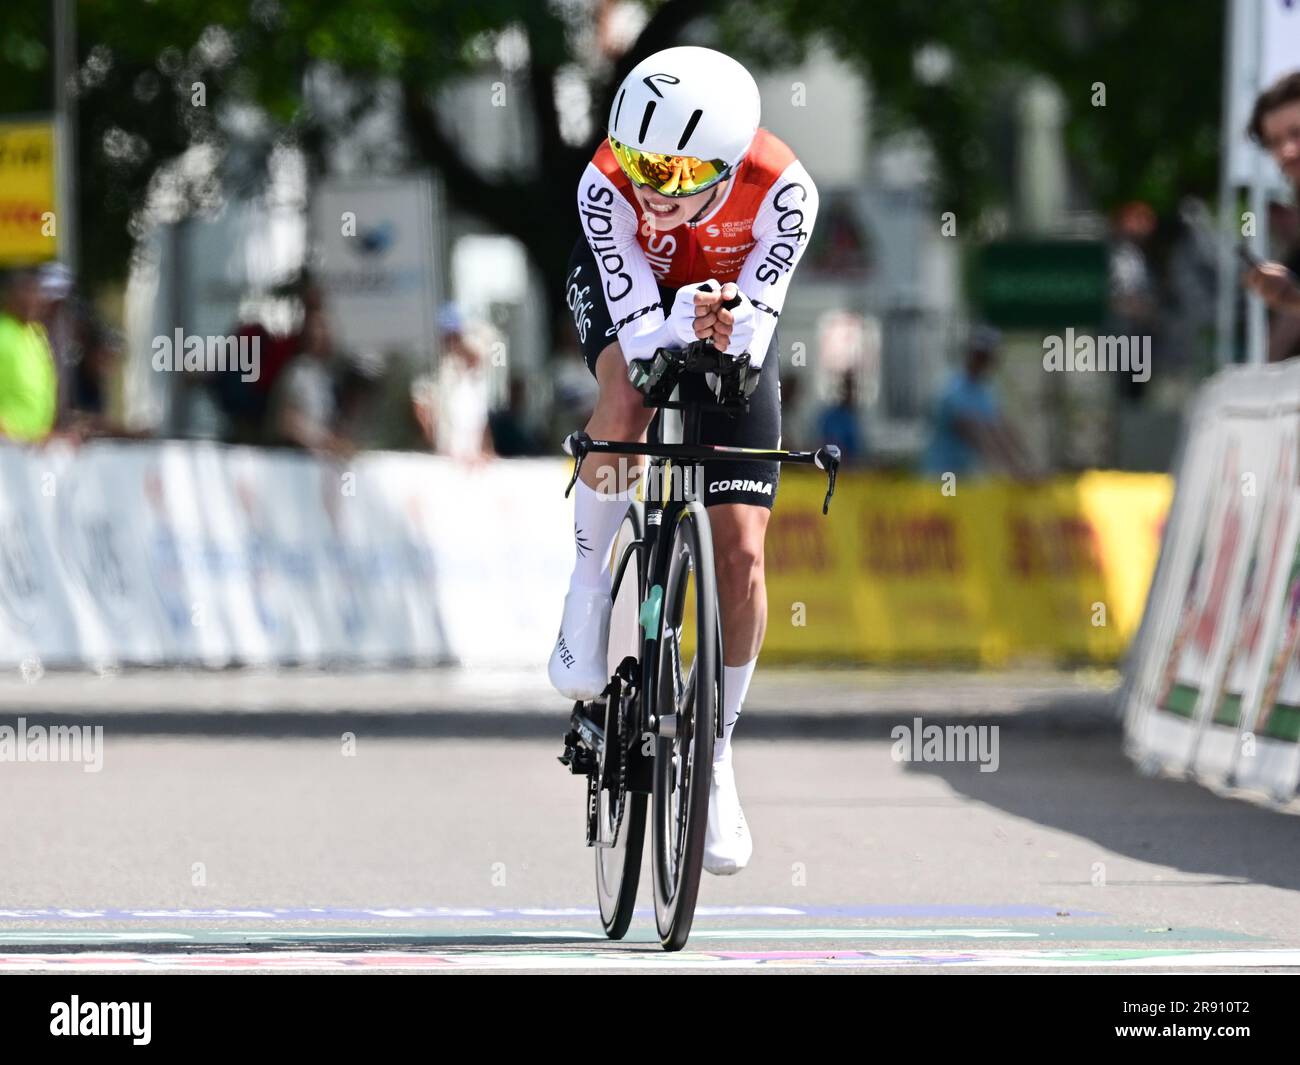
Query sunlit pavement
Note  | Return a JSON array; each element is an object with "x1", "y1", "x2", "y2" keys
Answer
[{"x1": 1, "y1": 668, "x2": 1298, "y2": 973}]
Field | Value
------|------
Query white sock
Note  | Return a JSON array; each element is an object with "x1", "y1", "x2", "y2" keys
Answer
[
  {"x1": 570, "y1": 479, "x2": 632, "y2": 592},
  {"x1": 716, "y1": 658, "x2": 757, "y2": 765}
]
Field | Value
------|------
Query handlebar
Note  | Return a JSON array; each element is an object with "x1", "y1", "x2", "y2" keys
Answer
[
  {"x1": 563, "y1": 431, "x2": 842, "y2": 515},
  {"x1": 568, "y1": 283, "x2": 839, "y2": 514}
]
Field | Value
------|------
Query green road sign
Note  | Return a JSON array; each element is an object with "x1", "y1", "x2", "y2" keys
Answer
[{"x1": 972, "y1": 240, "x2": 1109, "y2": 329}]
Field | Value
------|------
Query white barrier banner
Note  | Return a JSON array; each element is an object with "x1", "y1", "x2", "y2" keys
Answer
[
  {"x1": 0, "y1": 441, "x2": 572, "y2": 671},
  {"x1": 1124, "y1": 363, "x2": 1300, "y2": 801}
]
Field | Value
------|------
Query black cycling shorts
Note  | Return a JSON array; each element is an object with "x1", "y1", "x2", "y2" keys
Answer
[{"x1": 564, "y1": 238, "x2": 781, "y2": 510}]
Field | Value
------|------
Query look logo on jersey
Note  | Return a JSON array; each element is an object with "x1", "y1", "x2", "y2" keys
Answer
[{"x1": 701, "y1": 219, "x2": 758, "y2": 261}]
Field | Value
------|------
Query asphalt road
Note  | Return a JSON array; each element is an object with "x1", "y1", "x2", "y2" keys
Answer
[{"x1": 1, "y1": 667, "x2": 1299, "y2": 973}]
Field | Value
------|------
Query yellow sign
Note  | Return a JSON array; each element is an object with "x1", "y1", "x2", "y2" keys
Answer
[
  {"x1": 0, "y1": 121, "x2": 58, "y2": 265},
  {"x1": 762, "y1": 471, "x2": 1172, "y2": 664}
]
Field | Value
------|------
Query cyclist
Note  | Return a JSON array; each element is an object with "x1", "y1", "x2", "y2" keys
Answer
[{"x1": 549, "y1": 45, "x2": 819, "y2": 876}]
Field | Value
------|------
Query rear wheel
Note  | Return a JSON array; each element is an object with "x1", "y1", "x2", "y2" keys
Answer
[
  {"x1": 595, "y1": 503, "x2": 647, "y2": 939},
  {"x1": 651, "y1": 502, "x2": 719, "y2": 951}
]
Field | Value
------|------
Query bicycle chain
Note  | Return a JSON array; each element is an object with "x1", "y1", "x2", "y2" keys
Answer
[
  {"x1": 579, "y1": 664, "x2": 638, "y2": 848},
  {"x1": 616, "y1": 687, "x2": 633, "y2": 842},
  {"x1": 606, "y1": 683, "x2": 628, "y2": 848}
]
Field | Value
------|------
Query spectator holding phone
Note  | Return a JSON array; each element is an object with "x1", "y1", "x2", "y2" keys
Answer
[{"x1": 1242, "y1": 70, "x2": 1300, "y2": 358}]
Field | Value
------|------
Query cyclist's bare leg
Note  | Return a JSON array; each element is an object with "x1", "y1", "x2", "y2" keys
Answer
[
  {"x1": 707, "y1": 503, "x2": 769, "y2": 665},
  {"x1": 704, "y1": 502, "x2": 765, "y2": 860},
  {"x1": 580, "y1": 342, "x2": 655, "y2": 492}
]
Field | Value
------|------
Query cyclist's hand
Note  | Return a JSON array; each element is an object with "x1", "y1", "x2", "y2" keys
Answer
[
  {"x1": 666, "y1": 279, "x2": 722, "y2": 346},
  {"x1": 691, "y1": 281, "x2": 724, "y2": 339},
  {"x1": 711, "y1": 282, "x2": 756, "y2": 354}
]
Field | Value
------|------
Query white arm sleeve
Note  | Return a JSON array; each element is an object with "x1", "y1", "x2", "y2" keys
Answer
[
  {"x1": 735, "y1": 160, "x2": 819, "y2": 366},
  {"x1": 577, "y1": 164, "x2": 674, "y2": 364}
]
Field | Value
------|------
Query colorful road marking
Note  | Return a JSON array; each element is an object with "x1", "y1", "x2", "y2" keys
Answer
[
  {"x1": 0, "y1": 925, "x2": 1255, "y2": 946},
  {"x1": 0, "y1": 948, "x2": 1297, "y2": 971}
]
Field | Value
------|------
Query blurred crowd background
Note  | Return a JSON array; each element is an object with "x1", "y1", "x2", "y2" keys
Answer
[{"x1": 0, "y1": 0, "x2": 1294, "y2": 476}]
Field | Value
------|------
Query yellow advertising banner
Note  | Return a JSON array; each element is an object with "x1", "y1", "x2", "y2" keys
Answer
[
  {"x1": 0, "y1": 121, "x2": 58, "y2": 265},
  {"x1": 762, "y1": 471, "x2": 1172, "y2": 664}
]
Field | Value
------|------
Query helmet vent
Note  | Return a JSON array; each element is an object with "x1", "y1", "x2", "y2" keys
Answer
[
  {"x1": 676, "y1": 109, "x2": 703, "y2": 151},
  {"x1": 638, "y1": 101, "x2": 656, "y2": 143}
]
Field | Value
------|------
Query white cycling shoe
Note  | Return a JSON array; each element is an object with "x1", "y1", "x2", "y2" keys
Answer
[
  {"x1": 704, "y1": 756, "x2": 752, "y2": 875},
  {"x1": 548, "y1": 585, "x2": 612, "y2": 701}
]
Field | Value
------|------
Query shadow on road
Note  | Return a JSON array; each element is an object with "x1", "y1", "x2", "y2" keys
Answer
[
  {"x1": 902, "y1": 707, "x2": 1300, "y2": 897},
  {"x1": 10, "y1": 689, "x2": 1116, "y2": 739},
  {"x1": 19, "y1": 688, "x2": 1300, "y2": 898}
]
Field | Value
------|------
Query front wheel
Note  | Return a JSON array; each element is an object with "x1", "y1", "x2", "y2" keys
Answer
[{"x1": 651, "y1": 501, "x2": 719, "y2": 951}]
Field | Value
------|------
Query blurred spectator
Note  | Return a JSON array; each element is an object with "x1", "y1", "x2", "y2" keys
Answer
[
  {"x1": 921, "y1": 326, "x2": 1036, "y2": 480},
  {"x1": 546, "y1": 359, "x2": 598, "y2": 449},
  {"x1": 0, "y1": 267, "x2": 58, "y2": 443},
  {"x1": 37, "y1": 262, "x2": 76, "y2": 390},
  {"x1": 29, "y1": 262, "x2": 147, "y2": 441},
  {"x1": 63, "y1": 314, "x2": 148, "y2": 439},
  {"x1": 410, "y1": 372, "x2": 437, "y2": 449},
  {"x1": 414, "y1": 304, "x2": 495, "y2": 462},
  {"x1": 335, "y1": 350, "x2": 387, "y2": 448},
  {"x1": 215, "y1": 322, "x2": 273, "y2": 445},
  {"x1": 38, "y1": 261, "x2": 91, "y2": 421},
  {"x1": 1107, "y1": 201, "x2": 1160, "y2": 401},
  {"x1": 263, "y1": 281, "x2": 323, "y2": 394},
  {"x1": 268, "y1": 302, "x2": 352, "y2": 458},
  {"x1": 1243, "y1": 69, "x2": 1300, "y2": 360},
  {"x1": 816, "y1": 372, "x2": 865, "y2": 464},
  {"x1": 1109, "y1": 202, "x2": 1159, "y2": 321},
  {"x1": 214, "y1": 283, "x2": 340, "y2": 444},
  {"x1": 488, "y1": 374, "x2": 542, "y2": 456},
  {"x1": 1165, "y1": 197, "x2": 1219, "y2": 373}
]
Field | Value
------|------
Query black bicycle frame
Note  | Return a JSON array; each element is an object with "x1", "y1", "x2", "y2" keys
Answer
[{"x1": 564, "y1": 391, "x2": 840, "y2": 748}]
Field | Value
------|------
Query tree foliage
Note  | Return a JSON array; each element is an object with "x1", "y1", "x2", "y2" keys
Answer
[
  {"x1": 739, "y1": 0, "x2": 1223, "y2": 225},
  {"x1": 1, "y1": 0, "x2": 1223, "y2": 307}
]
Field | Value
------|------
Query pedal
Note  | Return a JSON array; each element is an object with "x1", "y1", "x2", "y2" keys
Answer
[
  {"x1": 557, "y1": 728, "x2": 577, "y2": 768},
  {"x1": 557, "y1": 729, "x2": 596, "y2": 775}
]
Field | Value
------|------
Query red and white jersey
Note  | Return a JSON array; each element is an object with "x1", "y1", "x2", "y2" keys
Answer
[{"x1": 576, "y1": 128, "x2": 819, "y2": 362}]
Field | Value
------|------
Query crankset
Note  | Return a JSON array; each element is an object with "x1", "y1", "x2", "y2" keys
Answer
[{"x1": 556, "y1": 658, "x2": 642, "y2": 847}]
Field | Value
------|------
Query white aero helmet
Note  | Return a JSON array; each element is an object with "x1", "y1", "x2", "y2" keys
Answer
[{"x1": 607, "y1": 46, "x2": 761, "y2": 197}]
